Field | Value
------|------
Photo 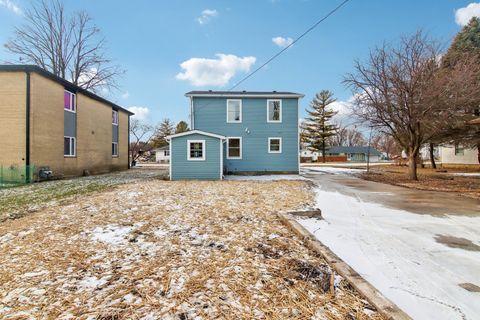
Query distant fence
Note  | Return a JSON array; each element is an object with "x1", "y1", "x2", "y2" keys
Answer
[{"x1": 0, "y1": 165, "x2": 35, "y2": 188}]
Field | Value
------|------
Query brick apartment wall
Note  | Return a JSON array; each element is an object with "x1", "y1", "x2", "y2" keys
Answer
[{"x1": 0, "y1": 72, "x2": 26, "y2": 167}]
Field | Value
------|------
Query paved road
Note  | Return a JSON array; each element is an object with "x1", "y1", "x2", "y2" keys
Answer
[{"x1": 298, "y1": 167, "x2": 480, "y2": 320}]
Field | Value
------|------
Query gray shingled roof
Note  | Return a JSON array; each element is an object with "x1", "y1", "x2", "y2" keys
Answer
[
  {"x1": 326, "y1": 146, "x2": 382, "y2": 156},
  {"x1": 185, "y1": 90, "x2": 304, "y2": 98}
]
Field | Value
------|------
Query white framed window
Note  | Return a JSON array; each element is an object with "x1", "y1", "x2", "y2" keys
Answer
[
  {"x1": 112, "y1": 142, "x2": 119, "y2": 157},
  {"x1": 267, "y1": 99, "x2": 282, "y2": 123},
  {"x1": 268, "y1": 137, "x2": 282, "y2": 153},
  {"x1": 454, "y1": 143, "x2": 464, "y2": 156},
  {"x1": 112, "y1": 110, "x2": 119, "y2": 125},
  {"x1": 227, "y1": 99, "x2": 242, "y2": 123},
  {"x1": 64, "y1": 90, "x2": 76, "y2": 113},
  {"x1": 227, "y1": 137, "x2": 242, "y2": 159},
  {"x1": 164, "y1": 150, "x2": 170, "y2": 156},
  {"x1": 64, "y1": 136, "x2": 76, "y2": 157},
  {"x1": 187, "y1": 140, "x2": 205, "y2": 161}
]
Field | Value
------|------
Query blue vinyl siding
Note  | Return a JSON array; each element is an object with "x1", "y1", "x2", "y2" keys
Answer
[
  {"x1": 170, "y1": 133, "x2": 222, "y2": 180},
  {"x1": 193, "y1": 97, "x2": 299, "y2": 173}
]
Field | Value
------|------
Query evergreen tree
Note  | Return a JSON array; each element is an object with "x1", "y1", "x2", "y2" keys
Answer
[
  {"x1": 152, "y1": 118, "x2": 175, "y2": 147},
  {"x1": 303, "y1": 90, "x2": 339, "y2": 163},
  {"x1": 175, "y1": 121, "x2": 189, "y2": 134},
  {"x1": 441, "y1": 17, "x2": 480, "y2": 163}
]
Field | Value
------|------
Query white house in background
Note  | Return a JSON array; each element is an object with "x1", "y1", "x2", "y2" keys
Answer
[
  {"x1": 154, "y1": 145, "x2": 170, "y2": 163},
  {"x1": 300, "y1": 149, "x2": 320, "y2": 161},
  {"x1": 421, "y1": 144, "x2": 478, "y2": 165}
]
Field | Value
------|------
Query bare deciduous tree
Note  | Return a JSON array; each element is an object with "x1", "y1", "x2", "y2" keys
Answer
[
  {"x1": 371, "y1": 132, "x2": 400, "y2": 159},
  {"x1": 4, "y1": 0, "x2": 123, "y2": 94},
  {"x1": 344, "y1": 31, "x2": 480, "y2": 180},
  {"x1": 333, "y1": 123, "x2": 366, "y2": 146},
  {"x1": 129, "y1": 119, "x2": 157, "y2": 166}
]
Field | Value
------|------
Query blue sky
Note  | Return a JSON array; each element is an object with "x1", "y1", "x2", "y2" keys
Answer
[{"x1": 1, "y1": 0, "x2": 479, "y2": 126}]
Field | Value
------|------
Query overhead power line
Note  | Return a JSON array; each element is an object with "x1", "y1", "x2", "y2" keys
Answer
[{"x1": 227, "y1": 0, "x2": 352, "y2": 91}]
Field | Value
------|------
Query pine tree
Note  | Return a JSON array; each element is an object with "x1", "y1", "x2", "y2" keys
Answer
[
  {"x1": 152, "y1": 118, "x2": 175, "y2": 147},
  {"x1": 303, "y1": 90, "x2": 339, "y2": 163},
  {"x1": 175, "y1": 121, "x2": 189, "y2": 134}
]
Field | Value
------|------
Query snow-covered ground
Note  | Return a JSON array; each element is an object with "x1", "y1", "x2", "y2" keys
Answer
[
  {"x1": 225, "y1": 174, "x2": 306, "y2": 181},
  {"x1": 298, "y1": 168, "x2": 480, "y2": 320}
]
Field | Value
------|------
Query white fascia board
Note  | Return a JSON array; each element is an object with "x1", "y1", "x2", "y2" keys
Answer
[
  {"x1": 166, "y1": 129, "x2": 226, "y2": 141},
  {"x1": 185, "y1": 93, "x2": 305, "y2": 99}
]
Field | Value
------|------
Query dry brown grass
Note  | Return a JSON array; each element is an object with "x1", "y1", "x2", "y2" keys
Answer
[
  {"x1": 360, "y1": 165, "x2": 480, "y2": 199},
  {"x1": 0, "y1": 179, "x2": 382, "y2": 319}
]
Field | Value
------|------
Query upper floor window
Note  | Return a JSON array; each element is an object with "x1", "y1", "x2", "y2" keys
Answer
[
  {"x1": 227, "y1": 137, "x2": 242, "y2": 159},
  {"x1": 64, "y1": 90, "x2": 76, "y2": 113},
  {"x1": 227, "y1": 99, "x2": 242, "y2": 123},
  {"x1": 267, "y1": 99, "x2": 282, "y2": 122},
  {"x1": 454, "y1": 143, "x2": 464, "y2": 156},
  {"x1": 112, "y1": 110, "x2": 119, "y2": 125},
  {"x1": 188, "y1": 140, "x2": 205, "y2": 161}
]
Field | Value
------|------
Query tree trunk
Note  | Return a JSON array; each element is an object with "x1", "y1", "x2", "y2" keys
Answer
[
  {"x1": 429, "y1": 143, "x2": 437, "y2": 169},
  {"x1": 322, "y1": 139, "x2": 326, "y2": 163},
  {"x1": 408, "y1": 150, "x2": 418, "y2": 180},
  {"x1": 477, "y1": 143, "x2": 480, "y2": 164}
]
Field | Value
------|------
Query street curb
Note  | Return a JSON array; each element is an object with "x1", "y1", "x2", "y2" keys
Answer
[{"x1": 278, "y1": 212, "x2": 412, "y2": 320}]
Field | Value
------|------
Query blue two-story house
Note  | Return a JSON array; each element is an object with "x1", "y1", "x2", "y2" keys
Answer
[{"x1": 166, "y1": 91, "x2": 304, "y2": 180}]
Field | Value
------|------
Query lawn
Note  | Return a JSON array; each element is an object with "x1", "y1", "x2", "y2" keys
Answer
[
  {"x1": 360, "y1": 165, "x2": 480, "y2": 199},
  {"x1": 0, "y1": 173, "x2": 382, "y2": 319}
]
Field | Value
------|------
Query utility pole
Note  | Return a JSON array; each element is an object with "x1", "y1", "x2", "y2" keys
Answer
[{"x1": 366, "y1": 126, "x2": 373, "y2": 173}]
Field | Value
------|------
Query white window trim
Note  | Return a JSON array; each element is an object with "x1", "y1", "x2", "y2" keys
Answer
[
  {"x1": 112, "y1": 110, "x2": 119, "y2": 126},
  {"x1": 226, "y1": 99, "x2": 242, "y2": 123},
  {"x1": 187, "y1": 139, "x2": 206, "y2": 161},
  {"x1": 64, "y1": 136, "x2": 76, "y2": 157},
  {"x1": 112, "y1": 142, "x2": 119, "y2": 157},
  {"x1": 64, "y1": 90, "x2": 76, "y2": 113},
  {"x1": 268, "y1": 137, "x2": 282, "y2": 154},
  {"x1": 226, "y1": 137, "x2": 242, "y2": 159},
  {"x1": 267, "y1": 99, "x2": 282, "y2": 123}
]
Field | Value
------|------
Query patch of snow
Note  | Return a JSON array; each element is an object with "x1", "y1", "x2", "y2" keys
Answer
[
  {"x1": 298, "y1": 181, "x2": 480, "y2": 320},
  {"x1": 21, "y1": 270, "x2": 49, "y2": 279},
  {"x1": 78, "y1": 276, "x2": 108, "y2": 290},
  {"x1": 225, "y1": 175, "x2": 305, "y2": 181},
  {"x1": 90, "y1": 224, "x2": 133, "y2": 245},
  {"x1": 302, "y1": 167, "x2": 365, "y2": 175},
  {"x1": 448, "y1": 172, "x2": 480, "y2": 177},
  {"x1": 268, "y1": 233, "x2": 280, "y2": 240}
]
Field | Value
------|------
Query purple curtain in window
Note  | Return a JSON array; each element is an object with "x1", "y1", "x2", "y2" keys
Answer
[{"x1": 64, "y1": 91, "x2": 71, "y2": 110}]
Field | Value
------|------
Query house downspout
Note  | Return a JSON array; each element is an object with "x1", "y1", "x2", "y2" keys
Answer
[
  {"x1": 128, "y1": 115, "x2": 131, "y2": 169},
  {"x1": 190, "y1": 97, "x2": 194, "y2": 129},
  {"x1": 25, "y1": 71, "x2": 31, "y2": 183}
]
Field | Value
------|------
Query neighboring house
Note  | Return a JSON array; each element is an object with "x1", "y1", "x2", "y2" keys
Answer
[
  {"x1": 300, "y1": 149, "x2": 319, "y2": 162},
  {"x1": 0, "y1": 65, "x2": 133, "y2": 180},
  {"x1": 438, "y1": 145, "x2": 478, "y2": 165},
  {"x1": 167, "y1": 91, "x2": 304, "y2": 180},
  {"x1": 154, "y1": 145, "x2": 170, "y2": 163},
  {"x1": 326, "y1": 146, "x2": 382, "y2": 162}
]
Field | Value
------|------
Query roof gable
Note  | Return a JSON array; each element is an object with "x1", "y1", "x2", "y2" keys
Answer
[{"x1": 166, "y1": 130, "x2": 226, "y2": 140}]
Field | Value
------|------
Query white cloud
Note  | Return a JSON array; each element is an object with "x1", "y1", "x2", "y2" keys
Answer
[
  {"x1": 272, "y1": 36, "x2": 294, "y2": 48},
  {"x1": 176, "y1": 53, "x2": 256, "y2": 87},
  {"x1": 197, "y1": 9, "x2": 218, "y2": 25},
  {"x1": 121, "y1": 91, "x2": 129, "y2": 100},
  {"x1": 455, "y1": 2, "x2": 480, "y2": 26},
  {"x1": 0, "y1": 0, "x2": 22, "y2": 15},
  {"x1": 127, "y1": 106, "x2": 150, "y2": 121}
]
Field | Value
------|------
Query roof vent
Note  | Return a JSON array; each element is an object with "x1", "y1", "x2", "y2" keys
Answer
[
  {"x1": 208, "y1": 90, "x2": 212, "y2": 92},
  {"x1": 273, "y1": 90, "x2": 277, "y2": 93},
  {"x1": 242, "y1": 90, "x2": 246, "y2": 93}
]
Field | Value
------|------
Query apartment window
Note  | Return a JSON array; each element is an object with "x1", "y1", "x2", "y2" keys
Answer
[
  {"x1": 227, "y1": 99, "x2": 242, "y2": 123},
  {"x1": 112, "y1": 142, "x2": 119, "y2": 157},
  {"x1": 64, "y1": 90, "x2": 76, "y2": 112},
  {"x1": 112, "y1": 110, "x2": 119, "y2": 125},
  {"x1": 227, "y1": 137, "x2": 242, "y2": 159},
  {"x1": 454, "y1": 143, "x2": 464, "y2": 156},
  {"x1": 267, "y1": 99, "x2": 282, "y2": 122},
  {"x1": 64, "y1": 136, "x2": 76, "y2": 157},
  {"x1": 164, "y1": 150, "x2": 170, "y2": 156},
  {"x1": 188, "y1": 140, "x2": 205, "y2": 160},
  {"x1": 268, "y1": 137, "x2": 282, "y2": 153}
]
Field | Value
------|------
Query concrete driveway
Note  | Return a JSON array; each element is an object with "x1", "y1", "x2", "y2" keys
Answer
[{"x1": 298, "y1": 167, "x2": 480, "y2": 320}]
